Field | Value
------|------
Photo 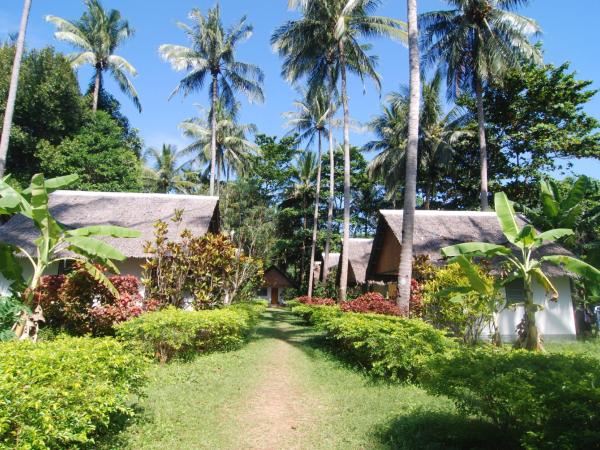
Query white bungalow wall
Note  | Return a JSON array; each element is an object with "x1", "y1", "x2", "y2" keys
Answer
[{"x1": 496, "y1": 276, "x2": 576, "y2": 341}]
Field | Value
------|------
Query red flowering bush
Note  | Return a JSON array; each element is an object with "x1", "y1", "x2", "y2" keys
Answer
[
  {"x1": 341, "y1": 292, "x2": 403, "y2": 316},
  {"x1": 295, "y1": 296, "x2": 336, "y2": 306},
  {"x1": 35, "y1": 270, "x2": 157, "y2": 336}
]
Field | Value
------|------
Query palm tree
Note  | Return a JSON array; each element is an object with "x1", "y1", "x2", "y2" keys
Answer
[
  {"x1": 395, "y1": 0, "x2": 421, "y2": 311},
  {"x1": 366, "y1": 73, "x2": 469, "y2": 208},
  {"x1": 179, "y1": 102, "x2": 257, "y2": 193},
  {"x1": 0, "y1": 0, "x2": 32, "y2": 177},
  {"x1": 274, "y1": 0, "x2": 406, "y2": 301},
  {"x1": 142, "y1": 144, "x2": 195, "y2": 194},
  {"x1": 420, "y1": 0, "x2": 542, "y2": 210},
  {"x1": 283, "y1": 88, "x2": 331, "y2": 297},
  {"x1": 46, "y1": 0, "x2": 141, "y2": 113},
  {"x1": 159, "y1": 5, "x2": 264, "y2": 197},
  {"x1": 283, "y1": 151, "x2": 318, "y2": 287}
]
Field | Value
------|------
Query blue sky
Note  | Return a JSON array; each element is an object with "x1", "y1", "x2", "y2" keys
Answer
[{"x1": 2, "y1": 0, "x2": 599, "y2": 178}]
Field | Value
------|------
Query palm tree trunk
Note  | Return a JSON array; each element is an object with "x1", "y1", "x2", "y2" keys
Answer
[
  {"x1": 397, "y1": 0, "x2": 420, "y2": 312},
  {"x1": 322, "y1": 71, "x2": 336, "y2": 283},
  {"x1": 337, "y1": 39, "x2": 351, "y2": 303},
  {"x1": 209, "y1": 74, "x2": 218, "y2": 196},
  {"x1": 308, "y1": 131, "x2": 323, "y2": 297},
  {"x1": 0, "y1": 0, "x2": 32, "y2": 177},
  {"x1": 475, "y1": 77, "x2": 489, "y2": 211},
  {"x1": 92, "y1": 66, "x2": 102, "y2": 112}
]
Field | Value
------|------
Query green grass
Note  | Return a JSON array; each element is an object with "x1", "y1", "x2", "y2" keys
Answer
[
  {"x1": 105, "y1": 310, "x2": 513, "y2": 449},
  {"x1": 545, "y1": 338, "x2": 600, "y2": 360}
]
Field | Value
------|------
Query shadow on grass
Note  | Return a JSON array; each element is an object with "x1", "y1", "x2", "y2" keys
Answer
[
  {"x1": 93, "y1": 403, "x2": 149, "y2": 450},
  {"x1": 373, "y1": 409, "x2": 518, "y2": 450}
]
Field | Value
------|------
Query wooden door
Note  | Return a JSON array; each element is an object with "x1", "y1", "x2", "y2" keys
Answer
[{"x1": 271, "y1": 287, "x2": 279, "y2": 306}]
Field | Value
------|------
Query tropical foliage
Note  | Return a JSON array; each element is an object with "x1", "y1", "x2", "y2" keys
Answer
[
  {"x1": 442, "y1": 192, "x2": 600, "y2": 350},
  {"x1": 420, "y1": 0, "x2": 542, "y2": 210},
  {"x1": 0, "y1": 173, "x2": 140, "y2": 339}
]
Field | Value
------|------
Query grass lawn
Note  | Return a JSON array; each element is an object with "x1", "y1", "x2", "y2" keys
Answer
[
  {"x1": 545, "y1": 338, "x2": 600, "y2": 360},
  {"x1": 106, "y1": 309, "x2": 513, "y2": 449}
]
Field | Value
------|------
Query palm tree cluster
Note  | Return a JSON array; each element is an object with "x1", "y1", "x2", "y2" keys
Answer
[{"x1": 272, "y1": 0, "x2": 406, "y2": 301}]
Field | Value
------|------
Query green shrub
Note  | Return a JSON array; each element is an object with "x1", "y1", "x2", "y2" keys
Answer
[
  {"x1": 422, "y1": 263, "x2": 501, "y2": 344},
  {"x1": 291, "y1": 304, "x2": 341, "y2": 325},
  {"x1": 0, "y1": 336, "x2": 147, "y2": 449},
  {"x1": 420, "y1": 346, "x2": 600, "y2": 449},
  {"x1": 116, "y1": 303, "x2": 265, "y2": 362},
  {"x1": 317, "y1": 312, "x2": 455, "y2": 381}
]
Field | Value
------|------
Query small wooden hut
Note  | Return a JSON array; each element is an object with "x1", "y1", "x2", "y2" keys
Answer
[{"x1": 259, "y1": 266, "x2": 295, "y2": 306}]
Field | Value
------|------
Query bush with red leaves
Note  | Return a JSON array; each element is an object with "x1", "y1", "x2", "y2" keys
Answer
[
  {"x1": 295, "y1": 296, "x2": 336, "y2": 306},
  {"x1": 341, "y1": 292, "x2": 403, "y2": 316},
  {"x1": 35, "y1": 270, "x2": 158, "y2": 336}
]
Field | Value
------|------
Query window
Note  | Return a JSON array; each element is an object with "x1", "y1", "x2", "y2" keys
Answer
[
  {"x1": 258, "y1": 288, "x2": 268, "y2": 297},
  {"x1": 504, "y1": 280, "x2": 525, "y2": 304}
]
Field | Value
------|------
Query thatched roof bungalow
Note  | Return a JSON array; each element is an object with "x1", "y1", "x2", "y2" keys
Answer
[
  {"x1": 259, "y1": 266, "x2": 295, "y2": 306},
  {"x1": 337, "y1": 238, "x2": 373, "y2": 286},
  {"x1": 367, "y1": 210, "x2": 576, "y2": 341},
  {"x1": 0, "y1": 190, "x2": 220, "y2": 293}
]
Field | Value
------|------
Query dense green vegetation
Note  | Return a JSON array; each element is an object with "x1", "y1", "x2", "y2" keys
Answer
[{"x1": 0, "y1": 336, "x2": 147, "y2": 449}]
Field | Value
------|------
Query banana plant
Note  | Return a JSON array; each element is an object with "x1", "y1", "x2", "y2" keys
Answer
[
  {"x1": 521, "y1": 176, "x2": 590, "y2": 231},
  {"x1": 0, "y1": 173, "x2": 140, "y2": 339},
  {"x1": 442, "y1": 192, "x2": 600, "y2": 351}
]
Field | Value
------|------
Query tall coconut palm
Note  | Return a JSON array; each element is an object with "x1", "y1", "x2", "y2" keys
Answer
[
  {"x1": 283, "y1": 150, "x2": 318, "y2": 287},
  {"x1": 420, "y1": 0, "x2": 542, "y2": 210},
  {"x1": 159, "y1": 5, "x2": 264, "y2": 197},
  {"x1": 0, "y1": 0, "x2": 32, "y2": 177},
  {"x1": 274, "y1": 0, "x2": 406, "y2": 301},
  {"x1": 142, "y1": 144, "x2": 195, "y2": 194},
  {"x1": 283, "y1": 88, "x2": 331, "y2": 297},
  {"x1": 396, "y1": 0, "x2": 421, "y2": 310},
  {"x1": 46, "y1": 0, "x2": 141, "y2": 113},
  {"x1": 179, "y1": 102, "x2": 257, "y2": 193},
  {"x1": 366, "y1": 73, "x2": 470, "y2": 208}
]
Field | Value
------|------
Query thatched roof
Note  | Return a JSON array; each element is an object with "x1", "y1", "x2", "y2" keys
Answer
[
  {"x1": 367, "y1": 210, "x2": 573, "y2": 281},
  {"x1": 263, "y1": 266, "x2": 295, "y2": 289},
  {"x1": 337, "y1": 238, "x2": 373, "y2": 285},
  {"x1": 0, "y1": 190, "x2": 220, "y2": 259}
]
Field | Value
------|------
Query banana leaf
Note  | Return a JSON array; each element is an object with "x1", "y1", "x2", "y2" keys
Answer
[
  {"x1": 494, "y1": 192, "x2": 520, "y2": 244},
  {"x1": 67, "y1": 225, "x2": 141, "y2": 238},
  {"x1": 81, "y1": 261, "x2": 119, "y2": 298},
  {"x1": 65, "y1": 236, "x2": 127, "y2": 261},
  {"x1": 542, "y1": 255, "x2": 600, "y2": 283},
  {"x1": 530, "y1": 267, "x2": 558, "y2": 300},
  {"x1": 536, "y1": 228, "x2": 573, "y2": 243},
  {"x1": 442, "y1": 242, "x2": 512, "y2": 258}
]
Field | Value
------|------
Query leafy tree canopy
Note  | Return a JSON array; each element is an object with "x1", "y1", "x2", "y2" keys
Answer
[
  {"x1": 36, "y1": 110, "x2": 142, "y2": 192},
  {"x1": 0, "y1": 45, "x2": 85, "y2": 184}
]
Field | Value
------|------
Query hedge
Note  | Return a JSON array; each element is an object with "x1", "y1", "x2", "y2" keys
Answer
[
  {"x1": 291, "y1": 304, "x2": 454, "y2": 381},
  {"x1": 0, "y1": 336, "x2": 147, "y2": 449},
  {"x1": 420, "y1": 346, "x2": 600, "y2": 449},
  {"x1": 116, "y1": 301, "x2": 266, "y2": 362}
]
